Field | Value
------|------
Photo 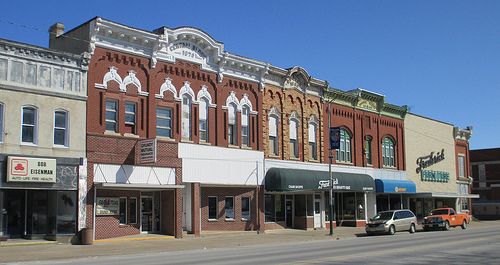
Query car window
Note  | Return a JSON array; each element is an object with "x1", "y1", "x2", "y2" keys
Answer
[
  {"x1": 394, "y1": 211, "x2": 403, "y2": 220},
  {"x1": 372, "y1": 211, "x2": 394, "y2": 221},
  {"x1": 406, "y1": 211, "x2": 415, "y2": 218},
  {"x1": 449, "y1": 209, "x2": 456, "y2": 215},
  {"x1": 430, "y1": 209, "x2": 449, "y2": 215}
]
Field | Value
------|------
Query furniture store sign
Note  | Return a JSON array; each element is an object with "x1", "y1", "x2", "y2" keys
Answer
[
  {"x1": 96, "y1": 197, "x2": 119, "y2": 215},
  {"x1": 7, "y1": 156, "x2": 56, "y2": 183},
  {"x1": 137, "y1": 138, "x2": 157, "y2": 164}
]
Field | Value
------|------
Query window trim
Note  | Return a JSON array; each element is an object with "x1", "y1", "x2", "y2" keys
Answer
[
  {"x1": 365, "y1": 135, "x2": 373, "y2": 165},
  {"x1": 105, "y1": 99, "x2": 118, "y2": 133},
  {"x1": 241, "y1": 196, "x2": 251, "y2": 221},
  {"x1": 289, "y1": 118, "x2": 299, "y2": 159},
  {"x1": 21, "y1": 105, "x2": 38, "y2": 145},
  {"x1": 458, "y1": 154, "x2": 466, "y2": 178},
  {"x1": 225, "y1": 196, "x2": 235, "y2": 220},
  {"x1": 208, "y1": 196, "x2": 218, "y2": 221},
  {"x1": 53, "y1": 109, "x2": 69, "y2": 147},
  {"x1": 181, "y1": 94, "x2": 192, "y2": 141},
  {"x1": 119, "y1": 197, "x2": 128, "y2": 225},
  {"x1": 268, "y1": 114, "x2": 279, "y2": 156},
  {"x1": 335, "y1": 128, "x2": 352, "y2": 163},
  {"x1": 382, "y1": 136, "x2": 396, "y2": 168},
  {"x1": 199, "y1": 98, "x2": 209, "y2": 143},
  {"x1": 241, "y1": 106, "x2": 250, "y2": 147},
  {"x1": 308, "y1": 121, "x2": 318, "y2": 161},
  {"x1": 156, "y1": 106, "x2": 173, "y2": 139},
  {"x1": 124, "y1": 101, "x2": 137, "y2": 134},
  {"x1": 227, "y1": 102, "x2": 238, "y2": 146},
  {"x1": 0, "y1": 102, "x2": 4, "y2": 143}
]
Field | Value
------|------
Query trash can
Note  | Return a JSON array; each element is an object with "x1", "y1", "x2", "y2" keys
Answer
[{"x1": 81, "y1": 227, "x2": 93, "y2": 245}]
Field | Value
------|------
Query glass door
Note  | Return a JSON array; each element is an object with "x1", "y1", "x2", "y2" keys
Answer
[
  {"x1": 285, "y1": 199, "x2": 293, "y2": 228},
  {"x1": 5, "y1": 190, "x2": 26, "y2": 238},
  {"x1": 313, "y1": 194, "x2": 321, "y2": 228},
  {"x1": 141, "y1": 196, "x2": 153, "y2": 233}
]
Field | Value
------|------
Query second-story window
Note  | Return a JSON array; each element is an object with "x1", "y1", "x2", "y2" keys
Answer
[
  {"x1": 199, "y1": 98, "x2": 208, "y2": 142},
  {"x1": 269, "y1": 115, "x2": 279, "y2": 156},
  {"x1": 336, "y1": 128, "x2": 351, "y2": 163},
  {"x1": 458, "y1": 155, "x2": 465, "y2": 178},
  {"x1": 241, "y1": 106, "x2": 250, "y2": 147},
  {"x1": 105, "y1": 99, "x2": 118, "y2": 132},
  {"x1": 289, "y1": 118, "x2": 299, "y2": 158},
  {"x1": 124, "y1": 102, "x2": 136, "y2": 134},
  {"x1": 54, "y1": 110, "x2": 68, "y2": 146},
  {"x1": 181, "y1": 95, "x2": 192, "y2": 140},
  {"x1": 382, "y1": 137, "x2": 395, "y2": 167},
  {"x1": 156, "y1": 107, "x2": 172, "y2": 138},
  {"x1": 21, "y1": 106, "x2": 37, "y2": 144},
  {"x1": 228, "y1": 103, "x2": 237, "y2": 145},
  {"x1": 365, "y1": 136, "x2": 372, "y2": 165},
  {"x1": 0, "y1": 103, "x2": 4, "y2": 143},
  {"x1": 308, "y1": 121, "x2": 317, "y2": 160}
]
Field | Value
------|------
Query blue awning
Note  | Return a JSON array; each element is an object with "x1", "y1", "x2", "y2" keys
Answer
[{"x1": 375, "y1": 179, "x2": 416, "y2": 193}]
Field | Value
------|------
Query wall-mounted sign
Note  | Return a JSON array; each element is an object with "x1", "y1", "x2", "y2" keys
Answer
[
  {"x1": 137, "y1": 138, "x2": 157, "y2": 164},
  {"x1": 168, "y1": 41, "x2": 207, "y2": 64},
  {"x1": 394, "y1": 187, "x2": 407, "y2": 193},
  {"x1": 421, "y1": 170, "x2": 450, "y2": 183},
  {"x1": 96, "y1": 197, "x2": 119, "y2": 215},
  {"x1": 7, "y1": 156, "x2": 56, "y2": 183},
  {"x1": 329, "y1": 127, "x2": 341, "y2": 150},
  {"x1": 416, "y1": 149, "x2": 445, "y2": 174}
]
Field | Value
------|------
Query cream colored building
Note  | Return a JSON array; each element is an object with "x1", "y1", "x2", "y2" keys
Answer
[
  {"x1": 405, "y1": 113, "x2": 475, "y2": 218},
  {"x1": 0, "y1": 38, "x2": 88, "y2": 241}
]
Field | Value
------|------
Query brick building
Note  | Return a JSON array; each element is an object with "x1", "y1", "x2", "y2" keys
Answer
[
  {"x1": 49, "y1": 18, "x2": 267, "y2": 239},
  {"x1": 470, "y1": 148, "x2": 500, "y2": 219}
]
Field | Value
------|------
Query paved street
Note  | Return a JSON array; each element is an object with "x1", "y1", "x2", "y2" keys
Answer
[{"x1": 2, "y1": 221, "x2": 499, "y2": 265}]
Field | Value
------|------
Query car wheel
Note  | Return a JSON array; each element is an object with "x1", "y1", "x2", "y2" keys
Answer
[
  {"x1": 423, "y1": 226, "x2": 429, "y2": 232},
  {"x1": 389, "y1": 225, "x2": 396, "y2": 235},
  {"x1": 461, "y1": 221, "x2": 468, "y2": 230},
  {"x1": 443, "y1": 221, "x2": 450, "y2": 231},
  {"x1": 409, "y1": 223, "x2": 416, "y2": 234}
]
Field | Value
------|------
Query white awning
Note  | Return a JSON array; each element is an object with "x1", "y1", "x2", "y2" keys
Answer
[
  {"x1": 96, "y1": 183, "x2": 184, "y2": 190},
  {"x1": 412, "y1": 192, "x2": 480, "y2": 199}
]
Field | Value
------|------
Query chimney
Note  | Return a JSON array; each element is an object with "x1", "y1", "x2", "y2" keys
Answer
[{"x1": 49, "y1": 22, "x2": 64, "y2": 48}]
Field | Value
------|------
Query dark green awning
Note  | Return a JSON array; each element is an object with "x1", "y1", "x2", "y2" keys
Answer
[{"x1": 265, "y1": 167, "x2": 375, "y2": 192}]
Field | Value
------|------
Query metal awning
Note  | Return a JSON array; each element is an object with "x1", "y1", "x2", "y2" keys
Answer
[
  {"x1": 375, "y1": 179, "x2": 416, "y2": 193},
  {"x1": 264, "y1": 167, "x2": 375, "y2": 192},
  {"x1": 96, "y1": 183, "x2": 185, "y2": 190}
]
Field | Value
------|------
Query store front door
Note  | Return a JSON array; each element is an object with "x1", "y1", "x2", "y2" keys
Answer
[
  {"x1": 5, "y1": 190, "x2": 25, "y2": 238},
  {"x1": 285, "y1": 199, "x2": 293, "y2": 228},
  {"x1": 314, "y1": 196, "x2": 321, "y2": 229},
  {"x1": 141, "y1": 196, "x2": 153, "y2": 233}
]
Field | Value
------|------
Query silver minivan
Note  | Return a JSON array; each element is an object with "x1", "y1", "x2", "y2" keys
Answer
[{"x1": 365, "y1": 210, "x2": 417, "y2": 235}]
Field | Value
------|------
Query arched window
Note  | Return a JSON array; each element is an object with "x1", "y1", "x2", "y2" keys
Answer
[
  {"x1": 289, "y1": 118, "x2": 299, "y2": 158},
  {"x1": 365, "y1": 136, "x2": 372, "y2": 165},
  {"x1": 181, "y1": 94, "x2": 192, "y2": 140},
  {"x1": 199, "y1": 98, "x2": 209, "y2": 142},
  {"x1": 228, "y1": 102, "x2": 237, "y2": 145},
  {"x1": 308, "y1": 121, "x2": 317, "y2": 160},
  {"x1": 241, "y1": 105, "x2": 250, "y2": 146},
  {"x1": 382, "y1": 137, "x2": 396, "y2": 167},
  {"x1": 268, "y1": 115, "x2": 279, "y2": 156},
  {"x1": 21, "y1": 106, "x2": 38, "y2": 144},
  {"x1": 336, "y1": 128, "x2": 351, "y2": 163},
  {"x1": 54, "y1": 110, "x2": 69, "y2": 147}
]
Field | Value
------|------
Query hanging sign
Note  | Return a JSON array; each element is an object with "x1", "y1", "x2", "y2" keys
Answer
[{"x1": 330, "y1": 127, "x2": 341, "y2": 150}]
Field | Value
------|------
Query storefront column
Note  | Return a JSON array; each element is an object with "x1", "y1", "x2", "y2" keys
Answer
[
  {"x1": 175, "y1": 188, "x2": 183, "y2": 238},
  {"x1": 191, "y1": 183, "x2": 200, "y2": 237},
  {"x1": 258, "y1": 185, "x2": 266, "y2": 233}
]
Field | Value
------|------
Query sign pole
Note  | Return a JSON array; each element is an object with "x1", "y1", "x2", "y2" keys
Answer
[{"x1": 328, "y1": 104, "x2": 334, "y2": 236}]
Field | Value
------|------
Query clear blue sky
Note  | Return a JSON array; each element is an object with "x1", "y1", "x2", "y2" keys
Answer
[{"x1": 1, "y1": 0, "x2": 498, "y2": 149}]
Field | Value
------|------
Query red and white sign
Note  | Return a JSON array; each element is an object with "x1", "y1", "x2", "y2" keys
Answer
[{"x1": 7, "y1": 156, "x2": 57, "y2": 183}]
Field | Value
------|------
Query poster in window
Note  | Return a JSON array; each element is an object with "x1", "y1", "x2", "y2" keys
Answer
[{"x1": 96, "y1": 197, "x2": 119, "y2": 215}]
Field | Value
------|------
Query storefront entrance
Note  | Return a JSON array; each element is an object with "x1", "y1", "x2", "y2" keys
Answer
[
  {"x1": 313, "y1": 194, "x2": 322, "y2": 228},
  {"x1": 140, "y1": 192, "x2": 160, "y2": 233},
  {"x1": 285, "y1": 199, "x2": 293, "y2": 227}
]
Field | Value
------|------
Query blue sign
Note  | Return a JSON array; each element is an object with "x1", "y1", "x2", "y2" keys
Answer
[{"x1": 330, "y1": 127, "x2": 340, "y2": 150}]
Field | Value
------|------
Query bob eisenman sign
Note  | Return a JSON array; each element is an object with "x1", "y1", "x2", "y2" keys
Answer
[{"x1": 7, "y1": 156, "x2": 57, "y2": 183}]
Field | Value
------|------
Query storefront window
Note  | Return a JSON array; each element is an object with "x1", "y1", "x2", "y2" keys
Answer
[
  {"x1": 225, "y1": 197, "x2": 234, "y2": 220},
  {"x1": 129, "y1": 197, "x2": 137, "y2": 224},
  {"x1": 119, "y1": 197, "x2": 127, "y2": 224},
  {"x1": 306, "y1": 194, "x2": 314, "y2": 216},
  {"x1": 57, "y1": 191, "x2": 76, "y2": 234},
  {"x1": 265, "y1": 194, "x2": 275, "y2": 222},
  {"x1": 241, "y1": 197, "x2": 250, "y2": 220},
  {"x1": 356, "y1": 193, "x2": 365, "y2": 220},
  {"x1": 341, "y1": 193, "x2": 355, "y2": 220},
  {"x1": 376, "y1": 195, "x2": 389, "y2": 212},
  {"x1": 294, "y1": 195, "x2": 306, "y2": 217},
  {"x1": 276, "y1": 195, "x2": 285, "y2": 222},
  {"x1": 208, "y1": 196, "x2": 217, "y2": 220}
]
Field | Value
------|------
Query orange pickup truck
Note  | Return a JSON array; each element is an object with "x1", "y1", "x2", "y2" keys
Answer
[{"x1": 423, "y1": 208, "x2": 471, "y2": 231}]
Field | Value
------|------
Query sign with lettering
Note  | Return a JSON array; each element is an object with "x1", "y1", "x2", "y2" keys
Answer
[
  {"x1": 137, "y1": 138, "x2": 157, "y2": 164},
  {"x1": 96, "y1": 197, "x2": 119, "y2": 215},
  {"x1": 330, "y1": 127, "x2": 341, "y2": 150},
  {"x1": 416, "y1": 149, "x2": 445, "y2": 174},
  {"x1": 421, "y1": 170, "x2": 450, "y2": 183},
  {"x1": 168, "y1": 41, "x2": 207, "y2": 64},
  {"x1": 7, "y1": 156, "x2": 56, "y2": 183},
  {"x1": 394, "y1": 187, "x2": 407, "y2": 193}
]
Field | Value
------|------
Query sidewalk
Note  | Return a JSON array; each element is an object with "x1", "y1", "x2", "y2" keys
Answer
[{"x1": 1, "y1": 220, "x2": 498, "y2": 264}]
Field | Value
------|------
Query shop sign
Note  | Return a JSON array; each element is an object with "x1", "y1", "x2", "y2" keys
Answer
[
  {"x1": 7, "y1": 156, "x2": 56, "y2": 183},
  {"x1": 137, "y1": 138, "x2": 157, "y2": 164},
  {"x1": 394, "y1": 187, "x2": 407, "y2": 193},
  {"x1": 416, "y1": 149, "x2": 445, "y2": 174},
  {"x1": 96, "y1": 197, "x2": 119, "y2": 215},
  {"x1": 318, "y1": 179, "x2": 374, "y2": 191},
  {"x1": 288, "y1": 184, "x2": 304, "y2": 190},
  {"x1": 421, "y1": 170, "x2": 450, "y2": 183},
  {"x1": 329, "y1": 127, "x2": 341, "y2": 149}
]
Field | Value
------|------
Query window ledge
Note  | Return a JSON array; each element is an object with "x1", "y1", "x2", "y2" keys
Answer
[
  {"x1": 228, "y1": 144, "x2": 240, "y2": 149},
  {"x1": 289, "y1": 157, "x2": 300, "y2": 161},
  {"x1": 53, "y1": 145, "x2": 69, "y2": 149},
  {"x1": 335, "y1": 161, "x2": 354, "y2": 166},
  {"x1": 181, "y1": 139, "x2": 194, "y2": 143},
  {"x1": 208, "y1": 219, "x2": 218, "y2": 222},
  {"x1": 124, "y1": 133, "x2": 140, "y2": 138},
  {"x1": 241, "y1": 145, "x2": 253, "y2": 150},
  {"x1": 157, "y1": 136, "x2": 176, "y2": 142},
  {"x1": 268, "y1": 154, "x2": 280, "y2": 159},
  {"x1": 308, "y1": 159, "x2": 319, "y2": 163},
  {"x1": 241, "y1": 218, "x2": 249, "y2": 222},
  {"x1": 382, "y1": 166, "x2": 397, "y2": 169},
  {"x1": 20, "y1": 142, "x2": 38, "y2": 147},
  {"x1": 225, "y1": 218, "x2": 235, "y2": 222},
  {"x1": 104, "y1": 131, "x2": 121, "y2": 136},
  {"x1": 199, "y1": 141, "x2": 211, "y2": 146}
]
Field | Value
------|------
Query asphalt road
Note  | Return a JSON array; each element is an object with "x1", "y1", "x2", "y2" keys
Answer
[{"x1": 4, "y1": 225, "x2": 500, "y2": 265}]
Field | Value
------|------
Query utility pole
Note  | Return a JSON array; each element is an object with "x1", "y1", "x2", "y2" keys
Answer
[{"x1": 328, "y1": 103, "x2": 334, "y2": 236}]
